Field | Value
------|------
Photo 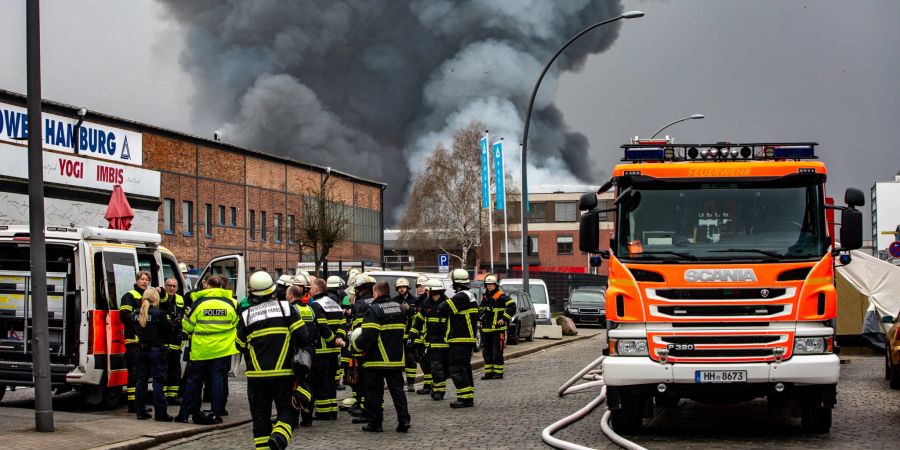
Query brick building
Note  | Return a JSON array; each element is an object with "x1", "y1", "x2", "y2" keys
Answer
[
  {"x1": 0, "y1": 90, "x2": 385, "y2": 273},
  {"x1": 479, "y1": 185, "x2": 613, "y2": 275}
]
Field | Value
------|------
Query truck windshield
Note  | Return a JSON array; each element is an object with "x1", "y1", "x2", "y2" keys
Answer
[{"x1": 616, "y1": 180, "x2": 825, "y2": 262}]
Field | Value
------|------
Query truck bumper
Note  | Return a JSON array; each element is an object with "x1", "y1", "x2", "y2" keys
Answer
[{"x1": 602, "y1": 354, "x2": 840, "y2": 386}]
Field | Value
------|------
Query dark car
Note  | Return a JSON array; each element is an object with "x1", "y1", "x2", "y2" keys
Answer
[
  {"x1": 564, "y1": 287, "x2": 606, "y2": 327},
  {"x1": 506, "y1": 289, "x2": 537, "y2": 345}
]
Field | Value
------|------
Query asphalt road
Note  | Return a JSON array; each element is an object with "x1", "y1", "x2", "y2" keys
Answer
[{"x1": 151, "y1": 334, "x2": 900, "y2": 450}]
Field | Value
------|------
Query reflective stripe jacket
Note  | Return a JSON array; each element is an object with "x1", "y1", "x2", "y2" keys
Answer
[
  {"x1": 479, "y1": 289, "x2": 516, "y2": 332},
  {"x1": 392, "y1": 292, "x2": 415, "y2": 339},
  {"x1": 310, "y1": 293, "x2": 345, "y2": 355},
  {"x1": 183, "y1": 288, "x2": 239, "y2": 361},
  {"x1": 438, "y1": 289, "x2": 478, "y2": 344},
  {"x1": 119, "y1": 288, "x2": 143, "y2": 344},
  {"x1": 350, "y1": 294, "x2": 374, "y2": 357},
  {"x1": 409, "y1": 294, "x2": 448, "y2": 349},
  {"x1": 236, "y1": 297, "x2": 310, "y2": 378},
  {"x1": 164, "y1": 293, "x2": 186, "y2": 350},
  {"x1": 351, "y1": 295, "x2": 406, "y2": 369}
]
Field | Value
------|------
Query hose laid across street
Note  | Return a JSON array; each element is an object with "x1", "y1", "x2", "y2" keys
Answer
[{"x1": 541, "y1": 356, "x2": 647, "y2": 450}]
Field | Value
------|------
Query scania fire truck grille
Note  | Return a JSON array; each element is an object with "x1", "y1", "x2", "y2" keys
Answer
[
  {"x1": 666, "y1": 348, "x2": 774, "y2": 358},
  {"x1": 657, "y1": 305, "x2": 786, "y2": 317},
  {"x1": 661, "y1": 335, "x2": 780, "y2": 345},
  {"x1": 655, "y1": 288, "x2": 787, "y2": 300}
]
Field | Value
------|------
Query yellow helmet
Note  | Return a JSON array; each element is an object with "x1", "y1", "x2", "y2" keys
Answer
[{"x1": 249, "y1": 271, "x2": 276, "y2": 296}]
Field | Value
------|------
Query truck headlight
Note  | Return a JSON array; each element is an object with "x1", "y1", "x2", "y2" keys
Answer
[
  {"x1": 614, "y1": 339, "x2": 649, "y2": 356},
  {"x1": 793, "y1": 336, "x2": 832, "y2": 354}
]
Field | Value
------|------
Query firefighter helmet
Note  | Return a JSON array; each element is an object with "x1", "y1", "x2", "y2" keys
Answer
[
  {"x1": 355, "y1": 274, "x2": 376, "y2": 287},
  {"x1": 326, "y1": 276, "x2": 343, "y2": 288},
  {"x1": 426, "y1": 278, "x2": 445, "y2": 292},
  {"x1": 416, "y1": 275, "x2": 429, "y2": 286},
  {"x1": 276, "y1": 274, "x2": 294, "y2": 286},
  {"x1": 484, "y1": 274, "x2": 498, "y2": 285},
  {"x1": 451, "y1": 268, "x2": 470, "y2": 284},
  {"x1": 350, "y1": 326, "x2": 363, "y2": 347},
  {"x1": 249, "y1": 271, "x2": 276, "y2": 296},
  {"x1": 292, "y1": 273, "x2": 310, "y2": 287},
  {"x1": 395, "y1": 278, "x2": 410, "y2": 289}
]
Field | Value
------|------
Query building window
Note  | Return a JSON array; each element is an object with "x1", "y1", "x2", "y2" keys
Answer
[
  {"x1": 230, "y1": 207, "x2": 237, "y2": 227},
  {"x1": 555, "y1": 201, "x2": 576, "y2": 222},
  {"x1": 218, "y1": 205, "x2": 225, "y2": 225},
  {"x1": 557, "y1": 235, "x2": 574, "y2": 255},
  {"x1": 249, "y1": 210, "x2": 256, "y2": 240},
  {"x1": 348, "y1": 206, "x2": 381, "y2": 244},
  {"x1": 275, "y1": 268, "x2": 283, "y2": 278},
  {"x1": 287, "y1": 214, "x2": 295, "y2": 243},
  {"x1": 274, "y1": 213, "x2": 282, "y2": 243},
  {"x1": 529, "y1": 202, "x2": 546, "y2": 223},
  {"x1": 163, "y1": 198, "x2": 174, "y2": 234},
  {"x1": 502, "y1": 237, "x2": 521, "y2": 255},
  {"x1": 261, "y1": 211, "x2": 267, "y2": 242},
  {"x1": 530, "y1": 236, "x2": 539, "y2": 255},
  {"x1": 205, "y1": 204, "x2": 213, "y2": 237},
  {"x1": 182, "y1": 201, "x2": 193, "y2": 236}
]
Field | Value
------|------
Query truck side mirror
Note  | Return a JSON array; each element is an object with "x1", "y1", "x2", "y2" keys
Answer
[
  {"x1": 840, "y1": 208, "x2": 863, "y2": 251},
  {"x1": 578, "y1": 192, "x2": 597, "y2": 211},
  {"x1": 844, "y1": 187, "x2": 865, "y2": 208},
  {"x1": 579, "y1": 212, "x2": 599, "y2": 253}
]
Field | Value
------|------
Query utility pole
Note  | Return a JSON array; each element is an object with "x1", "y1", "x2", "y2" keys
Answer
[{"x1": 27, "y1": 0, "x2": 55, "y2": 432}]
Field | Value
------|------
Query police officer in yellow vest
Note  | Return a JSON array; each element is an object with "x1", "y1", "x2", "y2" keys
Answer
[
  {"x1": 120, "y1": 270, "x2": 153, "y2": 413},
  {"x1": 162, "y1": 277, "x2": 186, "y2": 403},
  {"x1": 174, "y1": 274, "x2": 238, "y2": 424},
  {"x1": 237, "y1": 271, "x2": 311, "y2": 450}
]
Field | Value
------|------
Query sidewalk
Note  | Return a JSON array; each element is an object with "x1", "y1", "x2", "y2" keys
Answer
[{"x1": 0, "y1": 327, "x2": 603, "y2": 450}]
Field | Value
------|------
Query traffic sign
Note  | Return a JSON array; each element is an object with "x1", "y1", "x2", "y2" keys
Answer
[
  {"x1": 889, "y1": 241, "x2": 900, "y2": 258},
  {"x1": 438, "y1": 253, "x2": 449, "y2": 273}
]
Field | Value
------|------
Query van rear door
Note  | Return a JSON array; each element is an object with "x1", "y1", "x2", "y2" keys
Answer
[
  {"x1": 198, "y1": 254, "x2": 246, "y2": 301},
  {"x1": 89, "y1": 245, "x2": 138, "y2": 387}
]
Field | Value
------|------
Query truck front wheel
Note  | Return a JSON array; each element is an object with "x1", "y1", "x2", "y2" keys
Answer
[
  {"x1": 610, "y1": 390, "x2": 645, "y2": 434},
  {"x1": 800, "y1": 402, "x2": 832, "y2": 433}
]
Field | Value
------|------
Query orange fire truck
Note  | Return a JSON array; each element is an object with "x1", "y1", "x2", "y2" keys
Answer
[{"x1": 577, "y1": 141, "x2": 864, "y2": 433}]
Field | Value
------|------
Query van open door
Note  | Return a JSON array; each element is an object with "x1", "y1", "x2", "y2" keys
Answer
[{"x1": 198, "y1": 254, "x2": 246, "y2": 301}]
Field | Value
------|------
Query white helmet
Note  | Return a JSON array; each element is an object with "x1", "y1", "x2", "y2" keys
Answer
[
  {"x1": 276, "y1": 274, "x2": 294, "y2": 286},
  {"x1": 484, "y1": 274, "x2": 499, "y2": 285},
  {"x1": 292, "y1": 273, "x2": 310, "y2": 287},
  {"x1": 347, "y1": 268, "x2": 360, "y2": 279},
  {"x1": 350, "y1": 327, "x2": 363, "y2": 347},
  {"x1": 326, "y1": 276, "x2": 343, "y2": 288},
  {"x1": 395, "y1": 278, "x2": 410, "y2": 289},
  {"x1": 451, "y1": 268, "x2": 470, "y2": 284},
  {"x1": 355, "y1": 274, "x2": 376, "y2": 287},
  {"x1": 416, "y1": 275, "x2": 429, "y2": 286},
  {"x1": 425, "y1": 278, "x2": 445, "y2": 292},
  {"x1": 249, "y1": 271, "x2": 276, "y2": 296}
]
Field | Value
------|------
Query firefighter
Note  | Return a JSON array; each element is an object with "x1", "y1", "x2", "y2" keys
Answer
[
  {"x1": 162, "y1": 277, "x2": 186, "y2": 404},
  {"x1": 351, "y1": 281, "x2": 411, "y2": 433},
  {"x1": 325, "y1": 276, "x2": 343, "y2": 302},
  {"x1": 410, "y1": 275, "x2": 432, "y2": 395},
  {"x1": 287, "y1": 280, "x2": 316, "y2": 427},
  {"x1": 438, "y1": 268, "x2": 478, "y2": 408},
  {"x1": 479, "y1": 274, "x2": 516, "y2": 380},
  {"x1": 175, "y1": 274, "x2": 238, "y2": 423},
  {"x1": 236, "y1": 271, "x2": 311, "y2": 450},
  {"x1": 349, "y1": 274, "x2": 376, "y2": 419},
  {"x1": 409, "y1": 278, "x2": 449, "y2": 401},
  {"x1": 121, "y1": 270, "x2": 152, "y2": 413},
  {"x1": 309, "y1": 278, "x2": 346, "y2": 421},
  {"x1": 274, "y1": 274, "x2": 293, "y2": 301},
  {"x1": 392, "y1": 277, "x2": 418, "y2": 392}
]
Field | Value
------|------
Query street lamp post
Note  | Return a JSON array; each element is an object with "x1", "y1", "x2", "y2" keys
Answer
[
  {"x1": 649, "y1": 113, "x2": 704, "y2": 139},
  {"x1": 519, "y1": 10, "x2": 644, "y2": 292}
]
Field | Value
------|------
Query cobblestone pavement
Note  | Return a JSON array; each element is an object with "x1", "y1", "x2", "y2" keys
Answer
[{"x1": 153, "y1": 334, "x2": 900, "y2": 450}]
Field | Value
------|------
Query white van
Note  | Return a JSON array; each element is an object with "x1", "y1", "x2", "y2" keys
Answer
[
  {"x1": 0, "y1": 225, "x2": 187, "y2": 405},
  {"x1": 499, "y1": 278, "x2": 552, "y2": 325}
]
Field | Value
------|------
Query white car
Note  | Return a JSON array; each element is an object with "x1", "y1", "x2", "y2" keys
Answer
[{"x1": 500, "y1": 278, "x2": 552, "y2": 325}]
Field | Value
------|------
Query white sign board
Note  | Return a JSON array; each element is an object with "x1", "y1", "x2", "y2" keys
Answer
[
  {"x1": 0, "y1": 143, "x2": 160, "y2": 197},
  {"x1": 0, "y1": 101, "x2": 143, "y2": 165}
]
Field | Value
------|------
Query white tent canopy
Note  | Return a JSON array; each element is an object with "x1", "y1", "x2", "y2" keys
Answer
[{"x1": 836, "y1": 250, "x2": 900, "y2": 335}]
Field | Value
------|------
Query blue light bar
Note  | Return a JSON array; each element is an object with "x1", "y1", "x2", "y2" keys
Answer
[
  {"x1": 772, "y1": 145, "x2": 814, "y2": 159},
  {"x1": 624, "y1": 147, "x2": 665, "y2": 161}
]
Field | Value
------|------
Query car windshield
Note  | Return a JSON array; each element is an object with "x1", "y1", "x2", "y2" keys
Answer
[
  {"x1": 616, "y1": 178, "x2": 825, "y2": 262},
  {"x1": 570, "y1": 291, "x2": 604, "y2": 303},
  {"x1": 503, "y1": 284, "x2": 547, "y2": 304}
]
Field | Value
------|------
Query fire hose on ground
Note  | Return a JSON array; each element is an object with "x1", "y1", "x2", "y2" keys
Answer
[{"x1": 540, "y1": 356, "x2": 647, "y2": 450}]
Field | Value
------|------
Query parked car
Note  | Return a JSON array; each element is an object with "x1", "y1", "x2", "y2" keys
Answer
[
  {"x1": 506, "y1": 289, "x2": 537, "y2": 345},
  {"x1": 884, "y1": 314, "x2": 900, "y2": 389},
  {"x1": 500, "y1": 278, "x2": 551, "y2": 325},
  {"x1": 365, "y1": 270, "x2": 422, "y2": 291},
  {"x1": 564, "y1": 287, "x2": 607, "y2": 327}
]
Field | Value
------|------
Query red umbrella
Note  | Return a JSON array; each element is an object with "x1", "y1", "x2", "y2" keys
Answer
[{"x1": 104, "y1": 185, "x2": 134, "y2": 230}]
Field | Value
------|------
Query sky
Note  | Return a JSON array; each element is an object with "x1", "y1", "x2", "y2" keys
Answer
[{"x1": 1, "y1": 0, "x2": 898, "y2": 233}]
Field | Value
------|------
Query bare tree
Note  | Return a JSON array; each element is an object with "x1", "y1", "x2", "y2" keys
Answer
[
  {"x1": 400, "y1": 120, "x2": 484, "y2": 269},
  {"x1": 293, "y1": 173, "x2": 351, "y2": 275}
]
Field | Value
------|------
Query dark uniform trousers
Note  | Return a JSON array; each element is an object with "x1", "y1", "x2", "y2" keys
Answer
[
  {"x1": 427, "y1": 347, "x2": 449, "y2": 394},
  {"x1": 311, "y1": 352, "x2": 339, "y2": 418},
  {"x1": 481, "y1": 331, "x2": 505, "y2": 375},
  {"x1": 416, "y1": 344, "x2": 432, "y2": 389},
  {"x1": 404, "y1": 346, "x2": 418, "y2": 384},
  {"x1": 248, "y1": 377, "x2": 296, "y2": 450},
  {"x1": 448, "y1": 343, "x2": 475, "y2": 401},
  {"x1": 125, "y1": 343, "x2": 140, "y2": 404},
  {"x1": 165, "y1": 349, "x2": 182, "y2": 400},
  {"x1": 365, "y1": 368, "x2": 410, "y2": 427}
]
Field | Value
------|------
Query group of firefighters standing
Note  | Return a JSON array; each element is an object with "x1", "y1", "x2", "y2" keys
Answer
[{"x1": 119, "y1": 265, "x2": 516, "y2": 450}]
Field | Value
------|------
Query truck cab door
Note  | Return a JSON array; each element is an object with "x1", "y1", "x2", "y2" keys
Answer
[
  {"x1": 197, "y1": 254, "x2": 246, "y2": 301},
  {"x1": 93, "y1": 246, "x2": 138, "y2": 387}
]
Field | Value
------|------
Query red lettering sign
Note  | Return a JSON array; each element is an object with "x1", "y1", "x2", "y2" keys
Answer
[{"x1": 58, "y1": 158, "x2": 84, "y2": 179}]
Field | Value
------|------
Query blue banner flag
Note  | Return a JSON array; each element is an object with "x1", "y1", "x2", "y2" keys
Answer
[
  {"x1": 480, "y1": 136, "x2": 490, "y2": 209},
  {"x1": 493, "y1": 141, "x2": 505, "y2": 211}
]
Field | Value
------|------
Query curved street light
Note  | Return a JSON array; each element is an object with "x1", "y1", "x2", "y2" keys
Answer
[
  {"x1": 649, "y1": 113, "x2": 705, "y2": 139},
  {"x1": 519, "y1": 10, "x2": 644, "y2": 290}
]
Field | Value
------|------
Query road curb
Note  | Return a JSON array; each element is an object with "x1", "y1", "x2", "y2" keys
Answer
[{"x1": 99, "y1": 332, "x2": 601, "y2": 450}]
